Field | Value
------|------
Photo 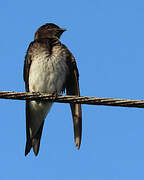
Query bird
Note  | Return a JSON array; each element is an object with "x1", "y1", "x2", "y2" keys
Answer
[{"x1": 23, "y1": 23, "x2": 82, "y2": 156}]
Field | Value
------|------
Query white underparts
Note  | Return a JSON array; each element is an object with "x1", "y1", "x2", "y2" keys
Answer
[{"x1": 28, "y1": 47, "x2": 69, "y2": 137}]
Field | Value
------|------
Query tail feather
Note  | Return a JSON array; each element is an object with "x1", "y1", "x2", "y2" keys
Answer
[
  {"x1": 70, "y1": 103, "x2": 82, "y2": 149},
  {"x1": 25, "y1": 100, "x2": 44, "y2": 156},
  {"x1": 25, "y1": 121, "x2": 44, "y2": 156},
  {"x1": 32, "y1": 121, "x2": 44, "y2": 156},
  {"x1": 25, "y1": 139, "x2": 32, "y2": 156}
]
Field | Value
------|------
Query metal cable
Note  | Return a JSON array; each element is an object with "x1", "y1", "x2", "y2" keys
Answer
[{"x1": 0, "y1": 91, "x2": 143, "y2": 109}]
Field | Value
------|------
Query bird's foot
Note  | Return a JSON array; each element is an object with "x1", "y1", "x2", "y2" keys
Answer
[{"x1": 52, "y1": 91, "x2": 59, "y2": 100}]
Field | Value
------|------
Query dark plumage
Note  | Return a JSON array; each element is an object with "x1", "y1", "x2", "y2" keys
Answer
[{"x1": 23, "y1": 23, "x2": 82, "y2": 156}]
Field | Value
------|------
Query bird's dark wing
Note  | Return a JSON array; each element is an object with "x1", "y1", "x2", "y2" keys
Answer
[
  {"x1": 23, "y1": 41, "x2": 45, "y2": 156},
  {"x1": 64, "y1": 48, "x2": 82, "y2": 149},
  {"x1": 23, "y1": 44, "x2": 31, "y2": 92},
  {"x1": 23, "y1": 42, "x2": 32, "y2": 155}
]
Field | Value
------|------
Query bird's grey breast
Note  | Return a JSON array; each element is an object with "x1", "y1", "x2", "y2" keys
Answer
[{"x1": 29, "y1": 43, "x2": 69, "y2": 93}]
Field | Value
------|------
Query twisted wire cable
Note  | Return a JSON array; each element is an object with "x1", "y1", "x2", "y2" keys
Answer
[{"x1": 0, "y1": 91, "x2": 143, "y2": 108}]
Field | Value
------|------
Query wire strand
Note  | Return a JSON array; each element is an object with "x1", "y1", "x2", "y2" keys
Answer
[{"x1": 0, "y1": 91, "x2": 144, "y2": 109}]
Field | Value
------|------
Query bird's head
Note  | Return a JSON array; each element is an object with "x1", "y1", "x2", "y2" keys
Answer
[{"x1": 34, "y1": 23, "x2": 66, "y2": 40}]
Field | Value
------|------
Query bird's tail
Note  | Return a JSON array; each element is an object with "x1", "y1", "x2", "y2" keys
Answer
[
  {"x1": 25, "y1": 121, "x2": 44, "y2": 156},
  {"x1": 70, "y1": 103, "x2": 82, "y2": 149}
]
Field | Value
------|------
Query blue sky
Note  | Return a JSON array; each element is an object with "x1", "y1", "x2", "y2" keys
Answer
[{"x1": 0, "y1": 0, "x2": 144, "y2": 179}]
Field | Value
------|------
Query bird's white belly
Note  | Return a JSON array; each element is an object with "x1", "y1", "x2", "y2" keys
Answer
[
  {"x1": 28, "y1": 54, "x2": 68, "y2": 136},
  {"x1": 29, "y1": 55, "x2": 68, "y2": 94}
]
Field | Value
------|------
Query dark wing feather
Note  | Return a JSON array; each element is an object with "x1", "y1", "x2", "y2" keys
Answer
[
  {"x1": 65, "y1": 51, "x2": 82, "y2": 149},
  {"x1": 23, "y1": 43, "x2": 33, "y2": 155},
  {"x1": 23, "y1": 45, "x2": 32, "y2": 92},
  {"x1": 24, "y1": 42, "x2": 44, "y2": 156}
]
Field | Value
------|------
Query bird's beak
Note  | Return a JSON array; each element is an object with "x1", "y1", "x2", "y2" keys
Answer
[{"x1": 60, "y1": 28, "x2": 67, "y2": 32}]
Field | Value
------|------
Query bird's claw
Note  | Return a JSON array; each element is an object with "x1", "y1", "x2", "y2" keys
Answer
[{"x1": 52, "y1": 92, "x2": 59, "y2": 100}]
